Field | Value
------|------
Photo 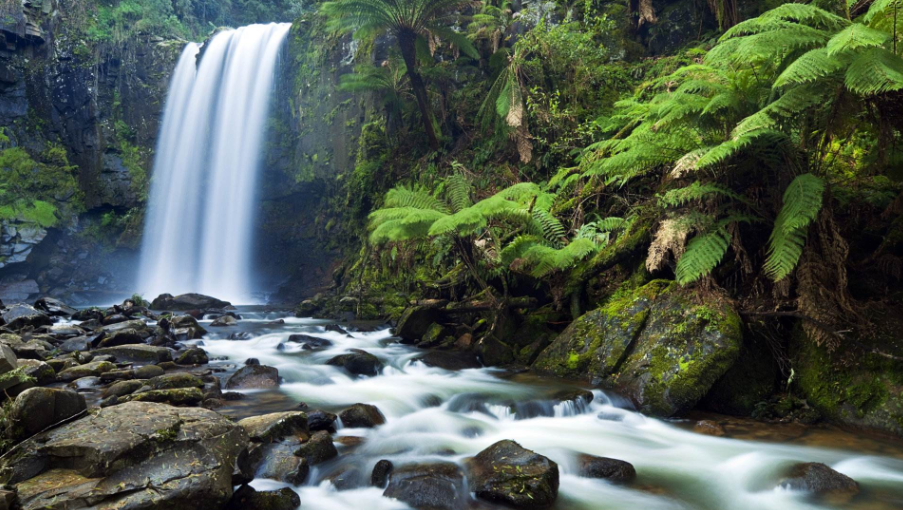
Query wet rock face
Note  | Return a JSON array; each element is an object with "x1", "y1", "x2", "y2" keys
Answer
[
  {"x1": 383, "y1": 462, "x2": 466, "y2": 510},
  {"x1": 239, "y1": 412, "x2": 309, "y2": 443},
  {"x1": 226, "y1": 485, "x2": 300, "y2": 510},
  {"x1": 1, "y1": 402, "x2": 249, "y2": 510},
  {"x1": 532, "y1": 281, "x2": 743, "y2": 417},
  {"x1": 467, "y1": 440, "x2": 559, "y2": 509},
  {"x1": 294, "y1": 430, "x2": 338, "y2": 465}
]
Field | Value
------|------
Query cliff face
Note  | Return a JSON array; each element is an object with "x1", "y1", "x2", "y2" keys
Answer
[{"x1": 0, "y1": 0, "x2": 182, "y2": 304}]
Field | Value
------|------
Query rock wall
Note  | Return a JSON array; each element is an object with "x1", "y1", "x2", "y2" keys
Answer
[{"x1": 0, "y1": 0, "x2": 182, "y2": 304}]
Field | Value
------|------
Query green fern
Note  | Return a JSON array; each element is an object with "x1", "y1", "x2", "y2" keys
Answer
[
  {"x1": 660, "y1": 182, "x2": 744, "y2": 208},
  {"x1": 675, "y1": 229, "x2": 731, "y2": 284},
  {"x1": 845, "y1": 47, "x2": 903, "y2": 95},
  {"x1": 763, "y1": 173, "x2": 825, "y2": 281}
]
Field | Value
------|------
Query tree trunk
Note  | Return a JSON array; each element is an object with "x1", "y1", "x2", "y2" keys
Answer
[{"x1": 398, "y1": 30, "x2": 440, "y2": 151}]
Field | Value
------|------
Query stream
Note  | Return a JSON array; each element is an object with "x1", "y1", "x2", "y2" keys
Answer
[{"x1": 187, "y1": 307, "x2": 903, "y2": 510}]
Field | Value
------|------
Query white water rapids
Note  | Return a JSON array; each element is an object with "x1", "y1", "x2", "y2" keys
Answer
[
  {"x1": 191, "y1": 310, "x2": 903, "y2": 510},
  {"x1": 138, "y1": 24, "x2": 291, "y2": 303}
]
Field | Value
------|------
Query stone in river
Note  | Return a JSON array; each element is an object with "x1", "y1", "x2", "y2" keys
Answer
[
  {"x1": 383, "y1": 462, "x2": 466, "y2": 510},
  {"x1": 467, "y1": 440, "x2": 559, "y2": 509},
  {"x1": 225, "y1": 365, "x2": 279, "y2": 389},
  {"x1": 577, "y1": 454, "x2": 636, "y2": 483},
  {"x1": 339, "y1": 403, "x2": 386, "y2": 428}
]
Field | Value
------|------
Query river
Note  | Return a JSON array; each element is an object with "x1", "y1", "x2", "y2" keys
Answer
[{"x1": 187, "y1": 307, "x2": 903, "y2": 510}]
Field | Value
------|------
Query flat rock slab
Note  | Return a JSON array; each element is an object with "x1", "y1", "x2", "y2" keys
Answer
[
  {"x1": 92, "y1": 345, "x2": 173, "y2": 363},
  {"x1": 2, "y1": 402, "x2": 249, "y2": 510},
  {"x1": 239, "y1": 411, "x2": 309, "y2": 443}
]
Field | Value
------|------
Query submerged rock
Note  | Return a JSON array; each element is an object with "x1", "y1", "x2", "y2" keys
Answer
[
  {"x1": 383, "y1": 462, "x2": 465, "y2": 510},
  {"x1": 225, "y1": 365, "x2": 279, "y2": 389},
  {"x1": 576, "y1": 454, "x2": 636, "y2": 483},
  {"x1": 339, "y1": 403, "x2": 386, "y2": 428},
  {"x1": 532, "y1": 281, "x2": 742, "y2": 417},
  {"x1": 778, "y1": 462, "x2": 859, "y2": 497},
  {"x1": 1, "y1": 402, "x2": 249, "y2": 510},
  {"x1": 467, "y1": 440, "x2": 559, "y2": 509}
]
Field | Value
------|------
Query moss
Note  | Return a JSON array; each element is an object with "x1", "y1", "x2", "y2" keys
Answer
[{"x1": 793, "y1": 324, "x2": 903, "y2": 435}]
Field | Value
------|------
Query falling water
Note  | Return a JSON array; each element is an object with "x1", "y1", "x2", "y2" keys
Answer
[{"x1": 138, "y1": 23, "x2": 291, "y2": 303}]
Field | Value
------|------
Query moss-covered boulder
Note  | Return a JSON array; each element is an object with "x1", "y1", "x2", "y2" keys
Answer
[
  {"x1": 532, "y1": 281, "x2": 743, "y2": 417},
  {"x1": 794, "y1": 323, "x2": 903, "y2": 437}
]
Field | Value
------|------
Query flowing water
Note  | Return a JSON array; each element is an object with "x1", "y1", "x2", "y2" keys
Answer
[
  {"x1": 137, "y1": 24, "x2": 291, "y2": 303},
  {"x1": 189, "y1": 308, "x2": 903, "y2": 510}
]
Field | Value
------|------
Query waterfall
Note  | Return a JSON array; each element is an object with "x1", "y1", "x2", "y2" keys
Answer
[{"x1": 138, "y1": 23, "x2": 291, "y2": 304}]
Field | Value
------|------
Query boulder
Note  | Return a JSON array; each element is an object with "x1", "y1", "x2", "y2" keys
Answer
[
  {"x1": 225, "y1": 365, "x2": 279, "y2": 389},
  {"x1": 532, "y1": 281, "x2": 742, "y2": 417},
  {"x1": 101, "y1": 319, "x2": 151, "y2": 335},
  {"x1": 103, "y1": 380, "x2": 145, "y2": 399},
  {"x1": 1, "y1": 402, "x2": 248, "y2": 510},
  {"x1": 210, "y1": 315, "x2": 238, "y2": 327},
  {"x1": 15, "y1": 359, "x2": 54, "y2": 386},
  {"x1": 0, "y1": 344, "x2": 16, "y2": 374},
  {"x1": 324, "y1": 465, "x2": 362, "y2": 490},
  {"x1": 474, "y1": 335, "x2": 515, "y2": 366},
  {"x1": 778, "y1": 462, "x2": 859, "y2": 497},
  {"x1": 102, "y1": 314, "x2": 130, "y2": 326},
  {"x1": 307, "y1": 409, "x2": 338, "y2": 431},
  {"x1": 383, "y1": 462, "x2": 466, "y2": 510},
  {"x1": 33, "y1": 298, "x2": 77, "y2": 317},
  {"x1": 394, "y1": 306, "x2": 447, "y2": 344},
  {"x1": 151, "y1": 293, "x2": 232, "y2": 311},
  {"x1": 92, "y1": 345, "x2": 173, "y2": 364},
  {"x1": 576, "y1": 454, "x2": 636, "y2": 483},
  {"x1": 255, "y1": 442, "x2": 310, "y2": 485},
  {"x1": 239, "y1": 412, "x2": 309, "y2": 443},
  {"x1": 58, "y1": 335, "x2": 95, "y2": 353},
  {"x1": 147, "y1": 372, "x2": 205, "y2": 390},
  {"x1": 371, "y1": 459, "x2": 393, "y2": 487},
  {"x1": 0, "y1": 305, "x2": 51, "y2": 331},
  {"x1": 326, "y1": 349, "x2": 383, "y2": 377},
  {"x1": 97, "y1": 328, "x2": 144, "y2": 348},
  {"x1": 176, "y1": 348, "x2": 209, "y2": 365},
  {"x1": 226, "y1": 485, "x2": 300, "y2": 510},
  {"x1": 134, "y1": 365, "x2": 165, "y2": 379},
  {"x1": 294, "y1": 430, "x2": 338, "y2": 465},
  {"x1": 57, "y1": 361, "x2": 115, "y2": 382},
  {"x1": 339, "y1": 403, "x2": 386, "y2": 428},
  {"x1": 417, "y1": 323, "x2": 455, "y2": 348},
  {"x1": 8, "y1": 388, "x2": 86, "y2": 440},
  {"x1": 468, "y1": 440, "x2": 559, "y2": 509}
]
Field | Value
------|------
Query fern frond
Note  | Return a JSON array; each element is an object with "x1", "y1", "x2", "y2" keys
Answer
[
  {"x1": 384, "y1": 185, "x2": 450, "y2": 213},
  {"x1": 774, "y1": 48, "x2": 848, "y2": 88},
  {"x1": 845, "y1": 47, "x2": 903, "y2": 96},
  {"x1": 532, "y1": 208, "x2": 567, "y2": 247},
  {"x1": 763, "y1": 173, "x2": 825, "y2": 281},
  {"x1": 675, "y1": 229, "x2": 731, "y2": 284},
  {"x1": 446, "y1": 172, "x2": 473, "y2": 212},
  {"x1": 826, "y1": 23, "x2": 890, "y2": 56},
  {"x1": 660, "y1": 182, "x2": 744, "y2": 208}
]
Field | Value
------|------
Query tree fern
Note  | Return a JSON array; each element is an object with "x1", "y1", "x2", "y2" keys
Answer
[
  {"x1": 445, "y1": 171, "x2": 473, "y2": 212},
  {"x1": 826, "y1": 23, "x2": 890, "y2": 55},
  {"x1": 845, "y1": 47, "x2": 903, "y2": 95},
  {"x1": 660, "y1": 182, "x2": 744, "y2": 208},
  {"x1": 763, "y1": 173, "x2": 825, "y2": 281},
  {"x1": 773, "y1": 48, "x2": 848, "y2": 88},
  {"x1": 675, "y1": 229, "x2": 731, "y2": 284}
]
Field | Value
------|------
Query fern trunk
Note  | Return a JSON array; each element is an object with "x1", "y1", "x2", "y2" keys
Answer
[{"x1": 398, "y1": 29, "x2": 441, "y2": 151}]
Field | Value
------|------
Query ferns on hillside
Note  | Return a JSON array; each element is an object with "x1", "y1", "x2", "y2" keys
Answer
[{"x1": 764, "y1": 173, "x2": 825, "y2": 281}]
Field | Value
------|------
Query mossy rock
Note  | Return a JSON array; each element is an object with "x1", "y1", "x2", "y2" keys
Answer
[
  {"x1": 532, "y1": 281, "x2": 743, "y2": 417},
  {"x1": 793, "y1": 321, "x2": 903, "y2": 437}
]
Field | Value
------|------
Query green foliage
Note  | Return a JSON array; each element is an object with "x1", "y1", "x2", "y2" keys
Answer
[
  {"x1": 764, "y1": 174, "x2": 825, "y2": 281},
  {"x1": 0, "y1": 134, "x2": 80, "y2": 228},
  {"x1": 675, "y1": 229, "x2": 731, "y2": 285}
]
